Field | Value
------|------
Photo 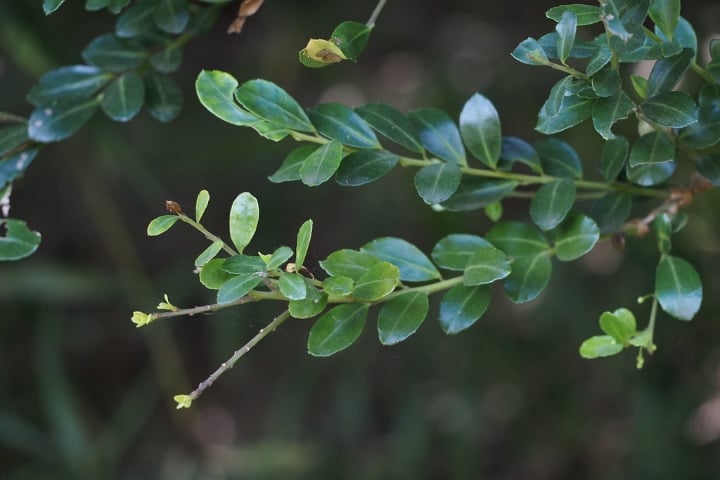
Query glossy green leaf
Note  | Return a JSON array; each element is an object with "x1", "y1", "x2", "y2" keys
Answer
[
  {"x1": 147, "y1": 215, "x2": 179, "y2": 236},
  {"x1": 154, "y1": 0, "x2": 189, "y2": 34},
  {"x1": 441, "y1": 178, "x2": 518, "y2": 212},
  {"x1": 82, "y1": 34, "x2": 147, "y2": 72},
  {"x1": 536, "y1": 93, "x2": 594, "y2": 134},
  {"x1": 628, "y1": 131, "x2": 675, "y2": 167},
  {"x1": 295, "y1": 219, "x2": 312, "y2": 270},
  {"x1": 195, "y1": 189, "x2": 209, "y2": 222},
  {"x1": 216, "y1": 273, "x2": 263, "y2": 304},
  {"x1": 299, "y1": 140, "x2": 344, "y2": 187},
  {"x1": 0, "y1": 148, "x2": 38, "y2": 188},
  {"x1": 649, "y1": 0, "x2": 680, "y2": 40},
  {"x1": 322, "y1": 276, "x2": 354, "y2": 296},
  {"x1": 308, "y1": 303, "x2": 369, "y2": 357},
  {"x1": 655, "y1": 255, "x2": 702, "y2": 321},
  {"x1": 592, "y1": 91, "x2": 634, "y2": 140},
  {"x1": 228, "y1": 192, "x2": 259, "y2": 254},
  {"x1": 320, "y1": 249, "x2": 380, "y2": 281},
  {"x1": 43, "y1": 0, "x2": 66, "y2": 14},
  {"x1": 539, "y1": 34, "x2": 594, "y2": 61},
  {"x1": 590, "y1": 191, "x2": 632, "y2": 233},
  {"x1": 199, "y1": 258, "x2": 233, "y2": 289},
  {"x1": 355, "y1": 103, "x2": 424, "y2": 153},
  {"x1": 631, "y1": 75, "x2": 649, "y2": 99},
  {"x1": 555, "y1": 11, "x2": 577, "y2": 64},
  {"x1": 599, "y1": 136, "x2": 629, "y2": 182},
  {"x1": 279, "y1": 272, "x2": 307, "y2": 300},
  {"x1": 654, "y1": 16, "x2": 697, "y2": 58},
  {"x1": 150, "y1": 45, "x2": 182, "y2": 74},
  {"x1": 511, "y1": 37, "x2": 549, "y2": 65},
  {"x1": 499, "y1": 137, "x2": 542, "y2": 174},
  {"x1": 101, "y1": 72, "x2": 145, "y2": 122},
  {"x1": 546, "y1": 4, "x2": 601, "y2": 25},
  {"x1": 654, "y1": 212, "x2": 672, "y2": 255},
  {"x1": 361, "y1": 237, "x2": 440, "y2": 282},
  {"x1": 377, "y1": 291, "x2": 429, "y2": 346},
  {"x1": 235, "y1": 79, "x2": 314, "y2": 133},
  {"x1": 414, "y1": 162, "x2": 462, "y2": 205},
  {"x1": 591, "y1": 67, "x2": 620, "y2": 97},
  {"x1": 486, "y1": 221, "x2": 549, "y2": 257},
  {"x1": 352, "y1": 261, "x2": 400, "y2": 301},
  {"x1": 0, "y1": 219, "x2": 41, "y2": 260},
  {"x1": 221, "y1": 255, "x2": 266, "y2": 275},
  {"x1": 27, "y1": 66, "x2": 112, "y2": 106},
  {"x1": 647, "y1": 48, "x2": 693, "y2": 96},
  {"x1": 115, "y1": 1, "x2": 155, "y2": 37},
  {"x1": 268, "y1": 145, "x2": 318, "y2": 183},
  {"x1": 530, "y1": 178, "x2": 576, "y2": 231},
  {"x1": 463, "y1": 247, "x2": 511, "y2": 286},
  {"x1": 579, "y1": 335, "x2": 624, "y2": 358},
  {"x1": 144, "y1": 73, "x2": 182, "y2": 122},
  {"x1": 696, "y1": 155, "x2": 720, "y2": 185},
  {"x1": 289, "y1": 281, "x2": 327, "y2": 319},
  {"x1": 459, "y1": 93, "x2": 501, "y2": 168},
  {"x1": 431, "y1": 234, "x2": 492, "y2": 271},
  {"x1": 586, "y1": 42, "x2": 613, "y2": 75},
  {"x1": 542, "y1": 76, "x2": 576, "y2": 116},
  {"x1": 195, "y1": 70, "x2": 258, "y2": 125},
  {"x1": 550, "y1": 213, "x2": 600, "y2": 261},
  {"x1": 678, "y1": 85, "x2": 720, "y2": 150},
  {"x1": 308, "y1": 103, "x2": 379, "y2": 149},
  {"x1": 331, "y1": 21, "x2": 372, "y2": 60},
  {"x1": 335, "y1": 150, "x2": 399, "y2": 186},
  {"x1": 503, "y1": 253, "x2": 552, "y2": 303},
  {"x1": 264, "y1": 246, "x2": 293, "y2": 271},
  {"x1": 439, "y1": 284, "x2": 491, "y2": 334},
  {"x1": 599, "y1": 308, "x2": 637, "y2": 344},
  {"x1": 0, "y1": 125, "x2": 29, "y2": 157},
  {"x1": 194, "y1": 240, "x2": 223, "y2": 267},
  {"x1": 639, "y1": 91, "x2": 698, "y2": 128},
  {"x1": 626, "y1": 159, "x2": 676, "y2": 186},
  {"x1": 534, "y1": 138, "x2": 583, "y2": 179},
  {"x1": 408, "y1": 108, "x2": 466, "y2": 165},
  {"x1": 28, "y1": 99, "x2": 99, "y2": 143}
]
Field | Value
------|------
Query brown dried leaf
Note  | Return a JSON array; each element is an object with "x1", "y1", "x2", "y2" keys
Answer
[{"x1": 228, "y1": 0, "x2": 265, "y2": 34}]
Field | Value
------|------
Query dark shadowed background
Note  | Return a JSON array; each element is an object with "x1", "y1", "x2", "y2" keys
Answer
[{"x1": 1, "y1": 1, "x2": 720, "y2": 478}]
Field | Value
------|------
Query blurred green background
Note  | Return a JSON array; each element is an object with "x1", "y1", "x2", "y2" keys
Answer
[{"x1": 1, "y1": 1, "x2": 720, "y2": 478}]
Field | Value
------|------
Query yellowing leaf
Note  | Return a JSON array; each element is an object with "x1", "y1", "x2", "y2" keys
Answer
[{"x1": 300, "y1": 38, "x2": 347, "y2": 65}]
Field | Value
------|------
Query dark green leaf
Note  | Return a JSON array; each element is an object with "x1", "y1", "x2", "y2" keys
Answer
[
  {"x1": 640, "y1": 91, "x2": 698, "y2": 128},
  {"x1": 628, "y1": 131, "x2": 675, "y2": 167},
  {"x1": 308, "y1": 103, "x2": 379, "y2": 149},
  {"x1": 592, "y1": 91, "x2": 635, "y2": 140},
  {"x1": 299, "y1": 140, "x2": 344, "y2": 187},
  {"x1": 655, "y1": 255, "x2": 702, "y2": 321},
  {"x1": 536, "y1": 93, "x2": 594, "y2": 134},
  {"x1": 530, "y1": 178, "x2": 576, "y2": 231},
  {"x1": 144, "y1": 73, "x2": 183, "y2": 122},
  {"x1": 631, "y1": 75, "x2": 649, "y2": 99},
  {"x1": 229, "y1": 192, "x2": 259, "y2": 254},
  {"x1": 289, "y1": 281, "x2": 327, "y2": 319},
  {"x1": 590, "y1": 191, "x2": 632, "y2": 233},
  {"x1": 264, "y1": 246, "x2": 293, "y2": 271},
  {"x1": 555, "y1": 10, "x2": 577, "y2": 63},
  {"x1": 678, "y1": 85, "x2": 720, "y2": 149},
  {"x1": 600, "y1": 0, "x2": 633, "y2": 42},
  {"x1": 216, "y1": 273, "x2": 263, "y2": 304},
  {"x1": 154, "y1": 0, "x2": 189, "y2": 34},
  {"x1": 308, "y1": 304, "x2": 369, "y2": 357},
  {"x1": 414, "y1": 162, "x2": 462, "y2": 205},
  {"x1": 82, "y1": 34, "x2": 147, "y2": 72},
  {"x1": 194, "y1": 240, "x2": 223, "y2": 267},
  {"x1": 352, "y1": 261, "x2": 399, "y2": 301},
  {"x1": 696, "y1": 155, "x2": 720, "y2": 185},
  {"x1": 408, "y1": 108, "x2": 466, "y2": 165},
  {"x1": 459, "y1": 93, "x2": 501, "y2": 168},
  {"x1": 463, "y1": 247, "x2": 511, "y2": 286},
  {"x1": 647, "y1": 48, "x2": 693, "y2": 96},
  {"x1": 268, "y1": 145, "x2": 318, "y2": 183},
  {"x1": 377, "y1": 291, "x2": 429, "y2": 345},
  {"x1": 432, "y1": 234, "x2": 492, "y2": 271},
  {"x1": 626, "y1": 159, "x2": 675, "y2": 186},
  {"x1": 534, "y1": 138, "x2": 583, "y2": 179},
  {"x1": 0, "y1": 125, "x2": 29, "y2": 157},
  {"x1": 320, "y1": 249, "x2": 380, "y2": 281},
  {"x1": 499, "y1": 137, "x2": 542, "y2": 173},
  {"x1": 322, "y1": 276, "x2": 354, "y2": 296},
  {"x1": 550, "y1": 213, "x2": 600, "y2": 261},
  {"x1": 504, "y1": 252, "x2": 552, "y2": 303},
  {"x1": 511, "y1": 37, "x2": 549, "y2": 65},
  {"x1": 599, "y1": 308, "x2": 636, "y2": 344},
  {"x1": 355, "y1": 103, "x2": 424, "y2": 153},
  {"x1": 599, "y1": 136, "x2": 629, "y2": 182},
  {"x1": 86, "y1": 0, "x2": 110, "y2": 11},
  {"x1": 235, "y1": 79, "x2": 314, "y2": 133},
  {"x1": 147, "y1": 215, "x2": 179, "y2": 236},
  {"x1": 586, "y1": 41, "x2": 613, "y2": 76},
  {"x1": 279, "y1": 272, "x2": 307, "y2": 300},
  {"x1": 591, "y1": 67, "x2": 620, "y2": 98},
  {"x1": 150, "y1": 45, "x2": 182, "y2": 73},
  {"x1": 28, "y1": 99, "x2": 99, "y2": 143},
  {"x1": 27, "y1": 66, "x2": 112, "y2": 106},
  {"x1": 199, "y1": 258, "x2": 233, "y2": 289},
  {"x1": 361, "y1": 237, "x2": 440, "y2": 282},
  {"x1": 44, "y1": 0, "x2": 66, "y2": 14},
  {"x1": 654, "y1": 212, "x2": 672, "y2": 255},
  {"x1": 195, "y1": 70, "x2": 258, "y2": 126},
  {"x1": 221, "y1": 255, "x2": 266, "y2": 275},
  {"x1": 649, "y1": 0, "x2": 680, "y2": 40},
  {"x1": 439, "y1": 284, "x2": 491, "y2": 334},
  {"x1": 0, "y1": 148, "x2": 38, "y2": 188},
  {"x1": 101, "y1": 72, "x2": 145, "y2": 122},
  {"x1": 486, "y1": 221, "x2": 549, "y2": 256},
  {"x1": 546, "y1": 4, "x2": 601, "y2": 25},
  {"x1": 108, "y1": 0, "x2": 131, "y2": 14},
  {"x1": 0, "y1": 219, "x2": 41, "y2": 260},
  {"x1": 440, "y1": 178, "x2": 518, "y2": 212},
  {"x1": 331, "y1": 21, "x2": 372, "y2": 61},
  {"x1": 116, "y1": 1, "x2": 155, "y2": 37},
  {"x1": 540, "y1": 34, "x2": 597, "y2": 61},
  {"x1": 335, "y1": 150, "x2": 399, "y2": 186},
  {"x1": 579, "y1": 335, "x2": 624, "y2": 358}
]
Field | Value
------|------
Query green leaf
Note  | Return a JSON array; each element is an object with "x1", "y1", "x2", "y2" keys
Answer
[
  {"x1": 486, "y1": 221, "x2": 549, "y2": 256},
  {"x1": 235, "y1": 79, "x2": 314, "y2": 133},
  {"x1": 295, "y1": 219, "x2": 312, "y2": 270},
  {"x1": 154, "y1": 0, "x2": 189, "y2": 34},
  {"x1": 639, "y1": 91, "x2": 698, "y2": 128},
  {"x1": 28, "y1": 99, "x2": 99, "y2": 143},
  {"x1": 85, "y1": 0, "x2": 110, "y2": 11},
  {"x1": 320, "y1": 249, "x2": 380, "y2": 281},
  {"x1": 195, "y1": 70, "x2": 258, "y2": 126},
  {"x1": 335, "y1": 150, "x2": 399, "y2": 186},
  {"x1": 654, "y1": 212, "x2": 672, "y2": 255},
  {"x1": 199, "y1": 258, "x2": 233, "y2": 289},
  {"x1": 504, "y1": 253, "x2": 552, "y2": 303},
  {"x1": 590, "y1": 191, "x2": 632, "y2": 233},
  {"x1": 459, "y1": 93, "x2": 501, "y2": 168},
  {"x1": 147, "y1": 215, "x2": 179, "y2": 236},
  {"x1": 299, "y1": 140, "x2": 344, "y2": 186},
  {"x1": 484, "y1": 201, "x2": 503, "y2": 222},
  {"x1": 408, "y1": 108, "x2": 466, "y2": 165},
  {"x1": 195, "y1": 189, "x2": 209, "y2": 222},
  {"x1": 647, "y1": 48, "x2": 693, "y2": 96},
  {"x1": 150, "y1": 45, "x2": 182, "y2": 74},
  {"x1": 463, "y1": 247, "x2": 511, "y2": 286},
  {"x1": 308, "y1": 304, "x2": 369, "y2": 357},
  {"x1": 354, "y1": 103, "x2": 424, "y2": 153},
  {"x1": 546, "y1": 4, "x2": 601, "y2": 25},
  {"x1": 586, "y1": 42, "x2": 613, "y2": 75},
  {"x1": 414, "y1": 162, "x2": 462, "y2": 205},
  {"x1": 27, "y1": 66, "x2": 112, "y2": 106},
  {"x1": 217, "y1": 273, "x2": 263, "y2": 304},
  {"x1": 600, "y1": 0, "x2": 633, "y2": 42},
  {"x1": 530, "y1": 178, "x2": 576, "y2": 231},
  {"x1": 194, "y1": 240, "x2": 223, "y2": 267},
  {"x1": 655, "y1": 255, "x2": 702, "y2": 321},
  {"x1": 309, "y1": 103, "x2": 379, "y2": 149},
  {"x1": 499, "y1": 137, "x2": 542, "y2": 173},
  {"x1": 322, "y1": 276, "x2": 354, "y2": 296},
  {"x1": 108, "y1": 0, "x2": 131, "y2": 14},
  {"x1": 439, "y1": 284, "x2": 491, "y2": 334},
  {"x1": 592, "y1": 91, "x2": 635, "y2": 140},
  {"x1": 115, "y1": 1, "x2": 155, "y2": 37},
  {"x1": 43, "y1": 0, "x2": 66, "y2": 14},
  {"x1": 678, "y1": 85, "x2": 720, "y2": 150},
  {"x1": 432, "y1": 234, "x2": 492, "y2": 271},
  {"x1": 101, "y1": 72, "x2": 145, "y2": 122},
  {"x1": 579, "y1": 335, "x2": 624, "y2": 358},
  {"x1": 0, "y1": 124, "x2": 29, "y2": 157},
  {"x1": 264, "y1": 246, "x2": 293, "y2": 271},
  {"x1": 631, "y1": 75, "x2": 649, "y2": 99},
  {"x1": 599, "y1": 308, "x2": 636, "y2": 344},
  {"x1": 0, "y1": 148, "x2": 38, "y2": 188},
  {"x1": 441, "y1": 178, "x2": 518, "y2": 212},
  {"x1": 550, "y1": 213, "x2": 600, "y2": 261},
  {"x1": 221, "y1": 255, "x2": 266, "y2": 275},
  {"x1": 289, "y1": 282, "x2": 327, "y2": 319},
  {"x1": 628, "y1": 131, "x2": 675, "y2": 167},
  {"x1": 331, "y1": 21, "x2": 372, "y2": 60},
  {"x1": 228, "y1": 192, "x2": 259, "y2": 254},
  {"x1": 696, "y1": 155, "x2": 720, "y2": 185},
  {"x1": 82, "y1": 34, "x2": 147, "y2": 72},
  {"x1": 361, "y1": 237, "x2": 440, "y2": 282},
  {"x1": 279, "y1": 272, "x2": 307, "y2": 300},
  {"x1": 534, "y1": 138, "x2": 583, "y2": 179},
  {"x1": 144, "y1": 73, "x2": 183, "y2": 122},
  {"x1": 268, "y1": 145, "x2": 318, "y2": 183},
  {"x1": 0, "y1": 219, "x2": 41, "y2": 260},
  {"x1": 599, "y1": 136, "x2": 629, "y2": 182},
  {"x1": 591, "y1": 67, "x2": 620, "y2": 97},
  {"x1": 536, "y1": 93, "x2": 594, "y2": 134},
  {"x1": 555, "y1": 10, "x2": 577, "y2": 64},
  {"x1": 352, "y1": 261, "x2": 400, "y2": 301},
  {"x1": 626, "y1": 159, "x2": 676, "y2": 186},
  {"x1": 377, "y1": 291, "x2": 429, "y2": 345},
  {"x1": 648, "y1": 0, "x2": 680, "y2": 40},
  {"x1": 511, "y1": 37, "x2": 549, "y2": 65}
]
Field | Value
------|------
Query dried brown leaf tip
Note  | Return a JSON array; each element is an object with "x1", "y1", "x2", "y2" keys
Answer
[
  {"x1": 227, "y1": 0, "x2": 265, "y2": 34},
  {"x1": 166, "y1": 200, "x2": 183, "y2": 214}
]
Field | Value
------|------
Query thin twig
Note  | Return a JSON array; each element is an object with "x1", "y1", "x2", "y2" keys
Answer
[{"x1": 367, "y1": 0, "x2": 388, "y2": 27}]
